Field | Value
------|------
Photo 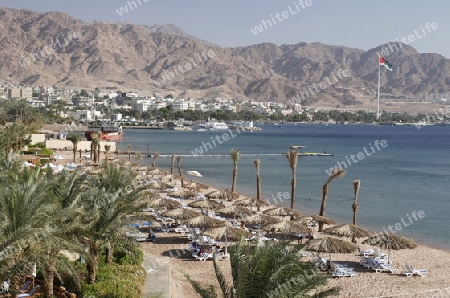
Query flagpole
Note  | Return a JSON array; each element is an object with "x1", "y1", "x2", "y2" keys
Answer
[{"x1": 377, "y1": 54, "x2": 381, "y2": 121}]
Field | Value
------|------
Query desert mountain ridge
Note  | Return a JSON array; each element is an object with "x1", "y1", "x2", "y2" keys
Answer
[{"x1": 0, "y1": 6, "x2": 449, "y2": 108}]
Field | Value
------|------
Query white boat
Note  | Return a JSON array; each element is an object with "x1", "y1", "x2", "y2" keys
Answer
[
  {"x1": 194, "y1": 121, "x2": 229, "y2": 131},
  {"x1": 207, "y1": 121, "x2": 229, "y2": 130}
]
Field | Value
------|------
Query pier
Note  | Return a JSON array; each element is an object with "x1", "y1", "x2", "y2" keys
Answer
[{"x1": 114, "y1": 152, "x2": 334, "y2": 159}]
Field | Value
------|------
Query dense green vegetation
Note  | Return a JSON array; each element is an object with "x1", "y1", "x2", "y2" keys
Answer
[
  {"x1": 186, "y1": 240, "x2": 339, "y2": 297},
  {"x1": 0, "y1": 124, "x2": 151, "y2": 297}
]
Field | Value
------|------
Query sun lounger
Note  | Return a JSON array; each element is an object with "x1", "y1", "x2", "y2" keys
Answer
[
  {"x1": 19, "y1": 280, "x2": 32, "y2": 292},
  {"x1": 402, "y1": 265, "x2": 428, "y2": 277},
  {"x1": 17, "y1": 285, "x2": 40, "y2": 297},
  {"x1": 372, "y1": 262, "x2": 397, "y2": 273},
  {"x1": 194, "y1": 252, "x2": 214, "y2": 262},
  {"x1": 357, "y1": 249, "x2": 374, "y2": 257}
]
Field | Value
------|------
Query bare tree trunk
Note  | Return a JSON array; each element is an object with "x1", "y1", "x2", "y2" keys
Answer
[
  {"x1": 97, "y1": 143, "x2": 101, "y2": 163},
  {"x1": 177, "y1": 156, "x2": 184, "y2": 187},
  {"x1": 128, "y1": 144, "x2": 131, "y2": 161},
  {"x1": 106, "y1": 242, "x2": 114, "y2": 264},
  {"x1": 72, "y1": 145, "x2": 77, "y2": 162},
  {"x1": 170, "y1": 154, "x2": 175, "y2": 174},
  {"x1": 93, "y1": 145, "x2": 98, "y2": 163},
  {"x1": 231, "y1": 163, "x2": 237, "y2": 193},
  {"x1": 318, "y1": 183, "x2": 328, "y2": 232},
  {"x1": 87, "y1": 244, "x2": 100, "y2": 284},
  {"x1": 254, "y1": 159, "x2": 262, "y2": 203},
  {"x1": 290, "y1": 175, "x2": 296, "y2": 210},
  {"x1": 45, "y1": 257, "x2": 57, "y2": 297}
]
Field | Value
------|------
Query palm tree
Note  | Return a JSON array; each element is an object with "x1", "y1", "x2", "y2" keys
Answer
[
  {"x1": 90, "y1": 132, "x2": 101, "y2": 163},
  {"x1": 136, "y1": 151, "x2": 143, "y2": 167},
  {"x1": 230, "y1": 149, "x2": 240, "y2": 193},
  {"x1": 170, "y1": 154, "x2": 175, "y2": 174},
  {"x1": 176, "y1": 155, "x2": 184, "y2": 187},
  {"x1": 104, "y1": 144, "x2": 111, "y2": 164},
  {"x1": 186, "y1": 241, "x2": 338, "y2": 297},
  {"x1": 351, "y1": 180, "x2": 361, "y2": 243},
  {"x1": 254, "y1": 159, "x2": 262, "y2": 203},
  {"x1": 127, "y1": 144, "x2": 131, "y2": 161},
  {"x1": 77, "y1": 164, "x2": 146, "y2": 283},
  {"x1": 97, "y1": 143, "x2": 101, "y2": 164},
  {"x1": 285, "y1": 149, "x2": 299, "y2": 211},
  {"x1": 67, "y1": 134, "x2": 81, "y2": 162},
  {"x1": 318, "y1": 168, "x2": 346, "y2": 232},
  {"x1": 152, "y1": 152, "x2": 160, "y2": 168},
  {"x1": 0, "y1": 163, "x2": 54, "y2": 291}
]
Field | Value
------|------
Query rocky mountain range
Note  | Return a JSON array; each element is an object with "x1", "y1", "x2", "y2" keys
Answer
[{"x1": 0, "y1": 6, "x2": 449, "y2": 107}]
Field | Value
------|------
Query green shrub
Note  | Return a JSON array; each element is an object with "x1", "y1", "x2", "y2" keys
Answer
[
  {"x1": 113, "y1": 246, "x2": 144, "y2": 265},
  {"x1": 82, "y1": 263, "x2": 145, "y2": 298}
]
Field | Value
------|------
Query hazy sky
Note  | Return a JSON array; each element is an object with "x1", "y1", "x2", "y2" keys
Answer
[{"x1": 2, "y1": 0, "x2": 449, "y2": 57}]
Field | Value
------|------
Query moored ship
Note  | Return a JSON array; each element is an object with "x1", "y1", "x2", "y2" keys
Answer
[{"x1": 85, "y1": 124, "x2": 123, "y2": 141}]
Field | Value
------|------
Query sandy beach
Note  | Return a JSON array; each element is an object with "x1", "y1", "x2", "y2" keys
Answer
[{"x1": 50, "y1": 150, "x2": 450, "y2": 298}]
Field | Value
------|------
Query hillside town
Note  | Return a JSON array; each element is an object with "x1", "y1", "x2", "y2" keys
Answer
[{"x1": 1, "y1": 83, "x2": 448, "y2": 127}]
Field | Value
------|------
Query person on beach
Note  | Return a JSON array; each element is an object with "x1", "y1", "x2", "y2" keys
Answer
[{"x1": 147, "y1": 229, "x2": 156, "y2": 242}]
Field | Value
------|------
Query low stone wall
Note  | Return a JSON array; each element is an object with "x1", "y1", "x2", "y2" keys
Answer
[{"x1": 45, "y1": 140, "x2": 117, "y2": 151}]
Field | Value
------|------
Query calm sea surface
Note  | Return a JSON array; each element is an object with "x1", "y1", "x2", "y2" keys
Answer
[{"x1": 117, "y1": 124, "x2": 450, "y2": 250}]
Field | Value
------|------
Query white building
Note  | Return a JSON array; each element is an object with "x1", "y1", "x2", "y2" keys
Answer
[
  {"x1": 150, "y1": 101, "x2": 167, "y2": 110},
  {"x1": 172, "y1": 100, "x2": 189, "y2": 111},
  {"x1": 75, "y1": 110, "x2": 101, "y2": 121}
]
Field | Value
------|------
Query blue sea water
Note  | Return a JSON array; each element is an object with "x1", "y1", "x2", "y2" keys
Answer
[{"x1": 117, "y1": 124, "x2": 450, "y2": 250}]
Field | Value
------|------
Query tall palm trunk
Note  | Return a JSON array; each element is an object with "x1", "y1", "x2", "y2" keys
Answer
[
  {"x1": 97, "y1": 143, "x2": 101, "y2": 163},
  {"x1": 170, "y1": 154, "x2": 175, "y2": 174},
  {"x1": 230, "y1": 149, "x2": 240, "y2": 193},
  {"x1": 318, "y1": 183, "x2": 328, "y2": 232},
  {"x1": 254, "y1": 159, "x2": 261, "y2": 202},
  {"x1": 93, "y1": 143, "x2": 98, "y2": 163},
  {"x1": 128, "y1": 144, "x2": 131, "y2": 161},
  {"x1": 152, "y1": 152, "x2": 160, "y2": 168},
  {"x1": 72, "y1": 144, "x2": 77, "y2": 162},
  {"x1": 44, "y1": 256, "x2": 57, "y2": 297},
  {"x1": 87, "y1": 243, "x2": 100, "y2": 284},
  {"x1": 106, "y1": 242, "x2": 114, "y2": 264},
  {"x1": 318, "y1": 168, "x2": 346, "y2": 232},
  {"x1": 351, "y1": 180, "x2": 361, "y2": 243},
  {"x1": 286, "y1": 150, "x2": 299, "y2": 213},
  {"x1": 177, "y1": 155, "x2": 184, "y2": 187}
]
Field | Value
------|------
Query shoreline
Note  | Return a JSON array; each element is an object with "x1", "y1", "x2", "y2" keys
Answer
[
  {"x1": 48, "y1": 151, "x2": 450, "y2": 297},
  {"x1": 137, "y1": 168, "x2": 450, "y2": 298}
]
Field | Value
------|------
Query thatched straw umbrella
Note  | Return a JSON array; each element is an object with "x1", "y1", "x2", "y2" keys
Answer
[
  {"x1": 263, "y1": 206, "x2": 302, "y2": 217},
  {"x1": 168, "y1": 189, "x2": 196, "y2": 199},
  {"x1": 162, "y1": 208, "x2": 201, "y2": 221},
  {"x1": 160, "y1": 174, "x2": 177, "y2": 183},
  {"x1": 306, "y1": 237, "x2": 359, "y2": 261},
  {"x1": 188, "y1": 200, "x2": 225, "y2": 210},
  {"x1": 245, "y1": 214, "x2": 281, "y2": 226},
  {"x1": 148, "y1": 197, "x2": 181, "y2": 209},
  {"x1": 184, "y1": 182, "x2": 199, "y2": 191},
  {"x1": 203, "y1": 225, "x2": 251, "y2": 256},
  {"x1": 215, "y1": 205, "x2": 255, "y2": 219},
  {"x1": 323, "y1": 224, "x2": 372, "y2": 240},
  {"x1": 233, "y1": 197, "x2": 269, "y2": 211},
  {"x1": 149, "y1": 181, "x2": 173, "y2": 191},
  {"x1": 263, "y1": 220, "x2": 310, "y2": 237},
  {"x1": 206, "y1": 189, "x2": 239, "y2": 201},
  {"x1": 185, "y1": 215, "x2": 226, "y2": 229},
  {"x1": 148, "y1": 168, "x2": 168, "y2": 176},
  {"x1": 363, "y1": 233, "x2": 417, "y2": 264}
]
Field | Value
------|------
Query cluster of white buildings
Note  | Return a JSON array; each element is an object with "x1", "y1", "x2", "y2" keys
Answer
[{"x1": 0, "y1": 83, "x2": 293, "y2": 120}]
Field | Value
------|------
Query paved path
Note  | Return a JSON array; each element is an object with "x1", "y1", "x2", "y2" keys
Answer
[{"x1": 142, "y1": 251, "x2": 171, "y2": 298}]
